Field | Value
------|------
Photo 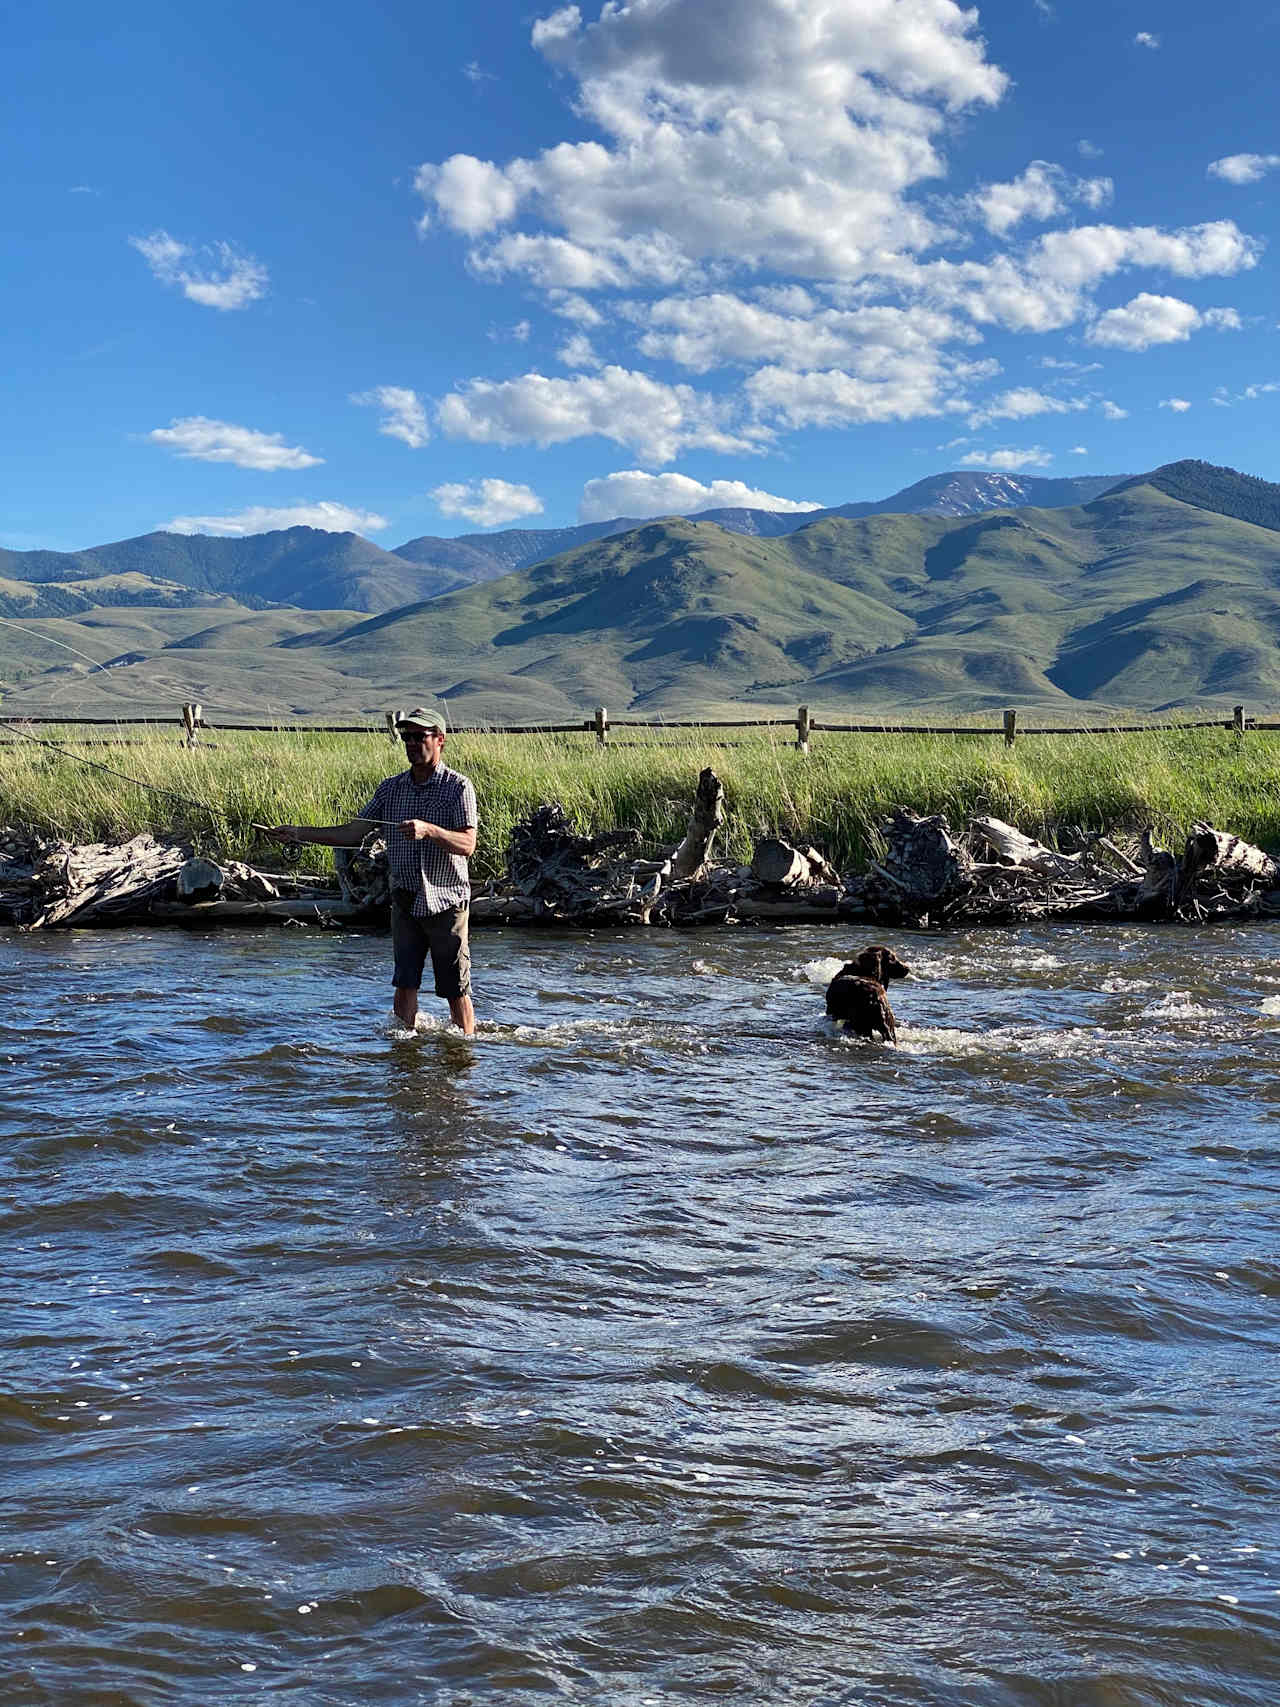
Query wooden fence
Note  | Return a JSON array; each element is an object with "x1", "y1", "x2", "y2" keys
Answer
[{"x1": 0, "y1": 701, "x2": 1273, "y2": 751}]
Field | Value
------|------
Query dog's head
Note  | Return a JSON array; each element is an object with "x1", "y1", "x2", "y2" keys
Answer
[{"x1": 846, "y1": 944, "x2": 910, "y2": 985}]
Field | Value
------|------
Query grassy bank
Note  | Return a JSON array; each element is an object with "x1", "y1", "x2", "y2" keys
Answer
[{"x1": 3, "y1": 724, "x2": 1279, "y2": 877}]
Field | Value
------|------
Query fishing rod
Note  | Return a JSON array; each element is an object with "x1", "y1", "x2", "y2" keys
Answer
[{"x1": 4, "y1": 724, "x2": 402, "y2": 865}]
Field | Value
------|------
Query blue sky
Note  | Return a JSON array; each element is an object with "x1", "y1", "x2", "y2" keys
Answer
[{"x1": 6, "y1": 0, "x2": 1278, "y2": 551}]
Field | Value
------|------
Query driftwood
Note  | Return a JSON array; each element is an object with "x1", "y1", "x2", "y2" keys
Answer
[
  {"x1": 30, "y1": 835, "x2": 190, "y2": 928},
  {"x1": 751, "y1": 838, "x2": 840, "y2": 888},
  {"x1": 7, "y1": 792, "x2": 1280, "y2": 933},
  {"x1": 670, "y1": 767, "x2": 725, "y2": 882}
]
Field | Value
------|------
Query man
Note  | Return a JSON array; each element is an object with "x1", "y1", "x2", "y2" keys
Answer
[{"x1": 268, "y1": 707, "x2": 477, "y2": 1036}]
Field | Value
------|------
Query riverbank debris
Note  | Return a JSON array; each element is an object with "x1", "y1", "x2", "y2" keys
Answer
[{"x1": 4, "y1": 782, "x2": 1280, "y2": 931}]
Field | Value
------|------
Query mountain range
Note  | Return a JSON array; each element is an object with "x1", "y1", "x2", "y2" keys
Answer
[
  {"x1": 5, "y1": 461, "x2": 1280, "y2": 720},
  {"x1": 0, "y1": 471, "x2": 1123, "y2": 620}
]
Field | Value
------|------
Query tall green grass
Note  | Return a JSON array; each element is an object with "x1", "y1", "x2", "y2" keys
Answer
[{"x1": 3, "y1": 724, "x2": 1279, "y2": 876}]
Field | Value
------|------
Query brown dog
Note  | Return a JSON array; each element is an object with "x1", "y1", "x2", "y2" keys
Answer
[{"x1": 824, "y1": 945, "x2": 911, "y2": 1043}]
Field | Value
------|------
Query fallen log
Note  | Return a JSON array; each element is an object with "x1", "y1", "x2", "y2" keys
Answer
[
  {"x1": 971, "y1": 815, "x2": 1085, "y2": 881},
  {"x1": 29, "y1": 834, "x2": 189, "y2": 928},
  {"x1": 1177, "y1": 822, "x2": 1278, "y2": 902}
]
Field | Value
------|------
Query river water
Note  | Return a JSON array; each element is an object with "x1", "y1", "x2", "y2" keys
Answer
[{"x1": 4, "y1": 920, "x2": 1280, "y2": 1706}]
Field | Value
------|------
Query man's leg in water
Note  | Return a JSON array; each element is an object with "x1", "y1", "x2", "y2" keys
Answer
[
  {"x1": 447, "y1": 994, "x2": 475, "y2": 1037},
  {"x1": 394, "y1": 986, "x2": 419, "y2": 1029}
]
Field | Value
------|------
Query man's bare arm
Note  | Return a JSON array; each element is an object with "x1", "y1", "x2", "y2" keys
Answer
[
  {"x1": 399, "y1": 821, "x2": 477, "y2": 856},
  {"x1": 264, "y1": 821, "x2": 370, "y2": 848}
]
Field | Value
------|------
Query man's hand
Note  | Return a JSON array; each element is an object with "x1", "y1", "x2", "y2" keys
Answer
[
  {"x1": 399, "y1": 818, "x2": 435, "y2": 841},
  {"x1": 263, "y1": 824, "x2": 302, "y2": 842}
]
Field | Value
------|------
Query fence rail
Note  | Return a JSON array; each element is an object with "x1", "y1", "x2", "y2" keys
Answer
[{"x1": 0, "y1": 701, "x2": 1267, "y2": 750}]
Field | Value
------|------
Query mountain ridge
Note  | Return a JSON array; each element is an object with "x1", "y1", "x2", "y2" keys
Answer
[
  {"x1": 0, "y1": 471, "x2": 1126, "y2": 618},
  {"x1": 5, "y1": 461, "x2": 1280, "y2": 720}
]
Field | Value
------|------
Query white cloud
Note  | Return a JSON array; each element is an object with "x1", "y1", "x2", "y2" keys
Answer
[
  {"x1": 558, "y1": 332, "x2": 602, "y2": 368},
  {"x1": 1086, "y1": 292, "x2": 1244, "y2": 350},
  {"x1": 1068, "y1": 445, "x2": 1088, "y2": 454},
  {"x1": 884, "y1": 219, "x2": 1259, "y2": 338},
  {"x1": 351, "y1": 386, "x2": 430, "y2": 448},
  {"x1": 1211, "y1": 380, "x2": 1280, "y2": 406},
  {"x1": 163, "y1": 502, "x2": 388, "y2": 536},
  {"x1": 578, "y1": 471, "x2": 821, "y2": 523},
  {"x1": 1208, "y1": 153, "x2": 1280, "y2": 185},
  {"x1": 408, "y1": 2, "x2": 1267, "y2": 474},
  {"x1": 1134, "y1": 31, "x2": 1160, "y2": 48},
  {"x1": 437, "y1": 365, "x2": 761, "y2": 461},
  {"x1": 636, "y1": 293, "x2": 977, "y2": 375},
  {"x1": 147, "y1": 416, "x2": 322, "y2": 471},
  {"x1": 129, "y1": 229, "x2": 268, "y2": 310},
  {"x1": 1099, "y1": 399, "x2": 1128, "y2": 419},
  {"x1": 971, "y1": 161, "x2": 1113, "y2": 237},
  {"x1": 966, "y1": 386, "x2": 1085, "y2": 428},
  {"x1": 959, "y1": 446, "x2": 1053, "y2": 470},
  {"x1": 1159, "y1": 397, "x2": 1192, "y2": 412},
  {"x1": 416, "y1": 0, "x2": 1007, "y2": 285},
  {"x1": 1077, "y1": 140, "x2": 1103, "y2": 159},
  {"x1": 743, "y1": 361, "x2": 988, "y2": 431},
  {"x1": 430, "y1": 479, "x2": 545, "y2": 527}
]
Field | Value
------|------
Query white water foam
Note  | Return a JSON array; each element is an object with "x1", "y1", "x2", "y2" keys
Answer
[
  {"x1": 1139, "y1": 992, "x2": 1214, "y2": 1021},
  {"x1": 797, "y1": 956, "x2": 846, "y2": 985}
]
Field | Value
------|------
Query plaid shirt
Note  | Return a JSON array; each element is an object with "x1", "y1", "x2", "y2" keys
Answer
[{"x1": 362, "y1": 763, "x2": 478, "y2": 916}]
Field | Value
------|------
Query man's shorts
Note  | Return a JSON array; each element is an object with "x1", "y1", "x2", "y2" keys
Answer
[{"x1": 390, "y1": 895, "x2": 471, "y2": 999}]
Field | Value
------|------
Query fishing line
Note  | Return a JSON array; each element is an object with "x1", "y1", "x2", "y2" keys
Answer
[{"x1": 3, "y1": 721, "x2": 416, "y2": 864}]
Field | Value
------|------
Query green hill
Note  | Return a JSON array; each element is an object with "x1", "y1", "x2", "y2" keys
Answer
[
  {"x1": 1110, "y1": 459, "x2": 1280, "y2": 534},
  {"x1": 6, "y1": 462, "x2": 1280, "y2": 719}
]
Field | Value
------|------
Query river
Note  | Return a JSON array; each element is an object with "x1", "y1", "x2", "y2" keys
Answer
[{"x1": 4, "y1": 921, "x2": 1280, "y2": 1705}]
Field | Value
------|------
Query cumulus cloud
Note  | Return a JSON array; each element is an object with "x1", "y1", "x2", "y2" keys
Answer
[
  {"x1": 971, "y1": 161, "x2": 1112, "y2": 236},
  {"x1": 966, "y1": 386, "x2": 1085, "y2": 428},
  {"x1": 1068, "y1": 444, "x2": 1089, "y2": 454},
  {"x1": 635, "y1": 294, "x2": 978, "y2": 375},
  {"x1": 558, "y1": 332, "x2": 602, "y2": 368},
  {"x1": 1099, "y1": 399, "x2": 1129, "y2": 419},
  {"x1": 1211, "y1": 380, "x2": 1280, "y2": 406},
  {"x1": 1159, "y1": 397, "x2": 1192, "y2": 411},
  {"x1": 437, "y1": 365, "x2": 762, "y2": 461},
  {"x1": 1208, "y1": 153, "x2": 1280, "y2": 186},
  {"x1": 881, "y1": 219, "x2": 1259, "y2": 338},
  {"x1": 416, "y1": 0, "x2": 1007, "y2": 285},
  {"x1": 147, "y1": 416, "x2": 322, "y2": 471},
  {"x1": 163, "y1": 502, "x2": 388, "y2": 537},
  {"x1": 958, "y1": 446, "x2": 1053, "y2": 470},
  {"x1": 351, "y1": 386, "x2": 430, "y2": 448},
  {"x1": 578, "y1": 470, "x2": 821, "y2": 523},
  {"x1": 743, "y1": 360, "x2": 991, "y2": 431},
  {"x1": 430, "y1": 479, "x2": 545, "y2": 527},
  {"x1": 130, "y1": 230, "x2": 268, "y2": 310},
  {"x1": 1134, "y1": 31, "x2": 1160, "y2": 48},
  {"x1": 410, "y1": 1, "x2": 1266, "y2": 472},
  {"x1": 1086, "y1": 291, "x2": 1243, "y2": 350}
]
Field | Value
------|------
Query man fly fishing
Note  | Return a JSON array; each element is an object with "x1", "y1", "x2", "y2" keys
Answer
[{"x1": 267, "y1": 706, "x2": 477, "y2": 1036}]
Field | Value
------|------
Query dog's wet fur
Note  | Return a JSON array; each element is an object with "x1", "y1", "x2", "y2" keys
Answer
[{"x1": 824, "y1": 945, "x2": 911, "y2": 1043}]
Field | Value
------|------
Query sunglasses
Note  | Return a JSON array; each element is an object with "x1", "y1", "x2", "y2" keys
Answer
[{"x1": 400, "y1": 730, "x2": 439, "y2": 743}]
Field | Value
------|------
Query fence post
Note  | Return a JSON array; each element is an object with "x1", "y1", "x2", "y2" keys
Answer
[
  {"x1": 386, "y1": 710, "x2": 403, "y2": 743},
  {"x1": 1233, "y1": 703, "x2": 1245, "y2": 739},
  {"x1": 1003, "y1": 708, "x2": 1017, "y2": 749},
  {"x1": 594, "y1": 706, "x2": 609, "y2": 748},
  {"x1": 181, "y1": 703, "x2": 203, "y2": 748},
  {"x1": 796, "y1": 704, "x2": 810, "y2": 754}
]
